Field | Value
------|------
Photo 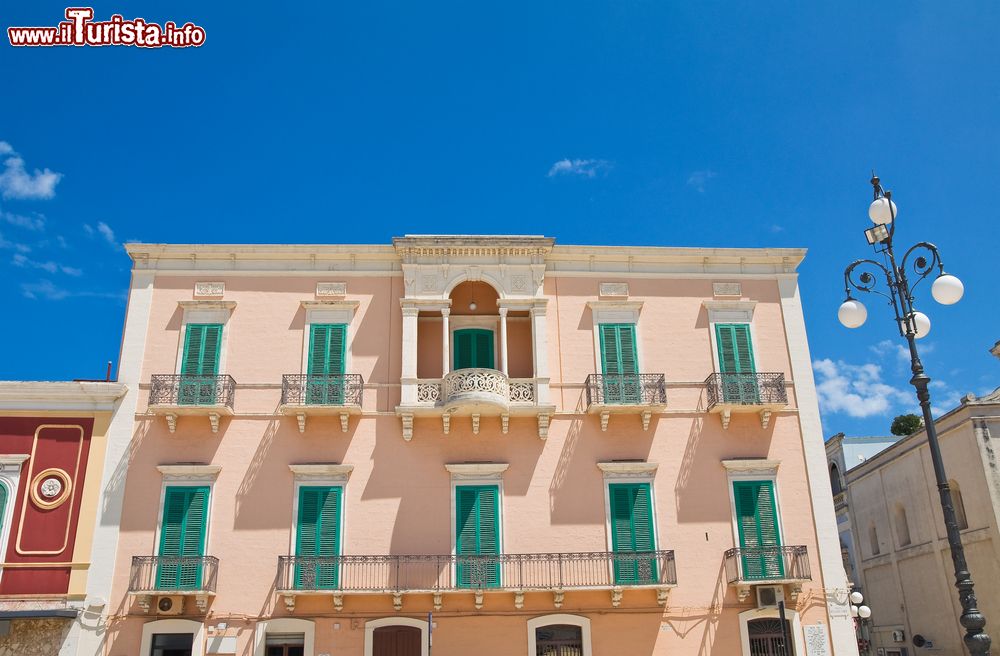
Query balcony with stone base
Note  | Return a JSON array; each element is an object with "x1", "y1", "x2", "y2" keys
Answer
[{"x1": 705, "y1": 372, "x2": 788, "y2": 429}]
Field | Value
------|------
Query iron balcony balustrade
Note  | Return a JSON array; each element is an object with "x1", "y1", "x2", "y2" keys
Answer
[
  {"x1": 276, "y1": 550, "x2": 677, "y2": 612},
  {"x1": 127, "y1": 555, "x2": 220, "y2": 613},
  {"x1": 399, "y1": 369, "x2": 556, "y2": 439},
  {"x1": 148, "y1": 374, "x2": 237, "y2": 434},
  {"x1": 279, "y1": 374, "x2": 365, "y2": 433},
  {"x1": 704, "y1": 372, "x2": 788, "y2": 430},
  {"x1": 584, "y1": 373, "x2": 667, "y2": 432},
  {"x1": 723, "y1": 546, "x2": 810, "y2": 603}
]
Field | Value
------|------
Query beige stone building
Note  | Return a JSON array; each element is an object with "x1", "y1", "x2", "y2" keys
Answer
[{"x1": 837, "y1": 387, "x2": 1000, "y2": 655}]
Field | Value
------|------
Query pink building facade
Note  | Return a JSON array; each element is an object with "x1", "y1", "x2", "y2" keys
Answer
[{"x1": 86, "y1": 236, "x2": 856, "y2": 656}]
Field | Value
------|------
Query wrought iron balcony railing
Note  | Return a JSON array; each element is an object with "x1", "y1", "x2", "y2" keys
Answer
[
  {"x1": 128, "y1": 555, "x2": 220, "y2": 593},
  {"x1": 585, "y1": 374, "x2": 667, "y2": 406},
  {"x1": 149, "y1": 374, "x2": 236, "y2": 409},
  {"x1": 277, "y1": 550, "x2": 676, "y2": 592},
  {"x1": 705, "y1": 372, "x2": 787, "y2": 407},
  {"x1": 723, "y1": 546, "x2": 810, "y2": 583},
  {"x1": 281, "y1": 374, "x2": 364, "y2": 407}
]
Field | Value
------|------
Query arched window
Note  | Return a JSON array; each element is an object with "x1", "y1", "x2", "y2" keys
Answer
[
  {"x1": 869, "y1": 524, "x2": 879, "y2": 556},
  {"x1": 527, "y1": 615, "x2": 592, "y2": 656},
  {"x1": 895, "y1": 504, "x2": 911, "y2": 547},
  {"x1": 829, "y1": 464, "x2": 843, "y2": 496},
  {"x1": 950, "y1": 479, "x2": 969, "y2": 530}
]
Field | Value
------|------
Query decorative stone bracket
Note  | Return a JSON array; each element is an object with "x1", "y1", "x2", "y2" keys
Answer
[
  {"x1": 718, "y1": 408, "x2": 773, "y2": 430},
  {"x1": 292, "y1": 411, "x2": 353, "y2": 434}
]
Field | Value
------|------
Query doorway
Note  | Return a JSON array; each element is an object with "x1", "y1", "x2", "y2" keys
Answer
[
  {"x1": 535, "y1": 624, "x2": 584, "y2": 655},
  {"x1": 265, "y1": 632, "x2": 305, "y2": 656},
  {"x1": 748, "y1": 618, "x2": 795, "y2": 656},
  {"x1": 372, "y1": 625, "x2": 421, "y2": 656},
  {"x1": 150, "y1": 633, "x2": 194, "y2": 656}
]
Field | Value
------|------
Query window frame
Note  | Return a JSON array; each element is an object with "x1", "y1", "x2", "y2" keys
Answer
[
  {"x1": 526, "y1": 614, "x2": 593, "y2": 656},
  {"x1": 152, "y1": 466, "x2": 221, "y2": 564},
  {"x1": 300, "y1": 301, "x2": 358, "y2": 375},
  {"x1": 0, "y1": 455, "x2": 28, "y2": 585},
  {"x1": 174, "y1": 302, "x2": 234, "y2": 376},
  {"x1": 722, "y1": 460, "x2": 785, "y2": 556}
]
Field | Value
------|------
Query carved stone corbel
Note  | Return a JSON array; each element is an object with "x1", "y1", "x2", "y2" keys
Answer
[
  {"x1": 759, "y1": 410, "x2": 772, "y2": 429},
  {"x1": 474, "y1": 590, "x2": 484, "y2": 610},
  {"x1": 165, "y1": 414, "x2": 177, "y2": 433},
  {"x1": 333, "y1": 593, "x2": 344, "y2": 611},
  {"x1": 501, "y1": 414, "x2": 509, "y2": 434},
  {"x1": 611, "y1": 587, "x2": 623, "y2": 608},
  {"x1": 283, "y1": 594, "x2": 296, "y2": 613},
  {"x1": 537, "y1": 414, "x2": 550, "y2": 439},
  {"x1": 600, "y1": 411, "x2": 610, "y2": 432},
  {"x1": 433, "y1": 592, "x2": 443, "y2": 611},
  {"x1": 472, "y1": 414, "x2": 480, "y2": 435},
  {"x1": 720, "y1": 408, "x2": 732, "y2": 430},
  {"x1": 553, "y1": 589, "x2": 564, "y2": 609},
  {"x1": 514, "y1": 590, "x2": 524, "y2": 609},
  {"x1": 736, "y1": 584, "x2": 752, "y2": 602},
  {"x1": 340, "y1": 413, "x2": 350, "y2": 433},
  {"x1": 442, "y1": 413, "x2": 451, "y2": 435},
  {"x1": 401, "y1": 413, "x2": 414, "y2": 441},
  {"x1": 295, "y1": 413, "x2": 306, "y2": 434},
  {"x1": 136, "y1": 594, "x2": 152, "y2": 613},
  {"x1": 641, "y1": 410, "x2": 652, "y2": 431},
  {"x1": 208, "y1": 413, "x2": 221, "y2": 434},
  {"x1": 392, "y1": 592, "x2": 403, "y2": 611},
  {"x1": 194, "y1": 594, "x2": 209, "y2": 612},
  {"x1": 656, "y1": 587, "x2": 670, "y2": 606}
]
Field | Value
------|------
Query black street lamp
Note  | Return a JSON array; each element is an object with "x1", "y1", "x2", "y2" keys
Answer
[{"x1": 837, "y1": 175, "x2": 990, "y2": 655}]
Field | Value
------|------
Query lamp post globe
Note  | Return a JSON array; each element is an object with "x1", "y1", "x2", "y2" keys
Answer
[
  {"x1": 838, "y1": 299, "x2": 868, "y2": 328},
  {"x1": 911, "y1": 311, "x2": 931, "y2": 339},
  {"x1": 932, "y1": 273, "x2": 965, "y2": 305},
  {"x1": 850, "y1": 591, "x2": 864, "y2": 605},
  {"x1": 858, "y1": 606, "x2": 872, "y2": 619},
  {"x1": 869, "y1": 197, "x2": 897, "y2": 224}
]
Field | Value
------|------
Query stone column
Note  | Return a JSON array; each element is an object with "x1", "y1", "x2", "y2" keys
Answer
[
  {"x1": 499, "y1": 307, "x2": 509, "y2": 375},
  {"x1": 530, "y1": 303, "x2": 550, "y2": 404},
  {"x1": 401, "y1": 305, "x2": 419, "y2": 404},
  {"x1": 441, "y1": 308, "x2": 451, "y2": 375}
]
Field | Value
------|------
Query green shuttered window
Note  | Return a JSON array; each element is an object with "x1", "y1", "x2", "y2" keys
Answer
[
  {"x1": 0, "y1": 484, "x2": 6, "y2": 536},
  {"x1": 453, "y1": 329, "x2": 495, "y2": 369},
  {"x1": 157, "y1": 486, "x2": 209, "y2": 590},
  {"x1": 306, "y1": 324, "x2": 347, "y2": 404},
  {"x1": 295, "y1": 486, "x2": 342, "y2": 589},
  {"x1": 599, "y1": 324, "x2": 640, "y2": 404},
  {"x1": 179, "y1": 323, "x2": 223, "y2": 405},
  {"x1": 715, "y1": 323, "x2": 759, "y2": 403},
  {"x1": 455, "y1": 485, "x2": 500, "y2": 588},
  {"x1": 609, "y1": 483, "x2": 657, "y2": 584},
  {"x1": 733, "y1": 480, "x2": 784, "y2": 579}
]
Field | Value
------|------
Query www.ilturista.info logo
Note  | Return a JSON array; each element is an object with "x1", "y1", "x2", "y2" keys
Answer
[{"x1": 7, "y1": 8, "x2": 206, "y2": 48}]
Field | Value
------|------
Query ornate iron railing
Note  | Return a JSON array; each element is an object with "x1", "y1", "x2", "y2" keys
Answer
[
  {"x1": 442, "y1": 368, "x2": 510, "y2": 404},
  {"x1": 128, "y1": 555, "x2": 220, "y2": 592},
  {"x1": 585, "y1": 374, "x2": 667, "y2": 406},
  {"x1": 280, "y1": 374, "x2": 364, "y2": 407},
  {"x1": 705, "y1": 373, "x2": 787, "y2": 407},
  {"x1": 277, "y1": 550, "x2": 676, "y2": 592},
  {"x1": 149, "y1": 374, "x2": 236, "y2": 408},
  {"x1": 724, "y1": 546, "x2": 810, "y2": 583}
]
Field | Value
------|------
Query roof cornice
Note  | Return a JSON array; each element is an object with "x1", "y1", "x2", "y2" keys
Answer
[{"x1": 0, "y1": 381, "x2": 127, "y2": 412}]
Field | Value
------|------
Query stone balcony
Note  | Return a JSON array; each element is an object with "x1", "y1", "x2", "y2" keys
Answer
[
  {"x1": 397, "y1": 368, "x2": 555, "y2": 440},
  {"x1": 723, "y1": 545, "x2": 811, "y2": 602},
  {"x1": 584, "y1": 373, "x2": 667, "y2": 431},
  {"x1": 127, "y1": 555, "x2": 219, "y2": 614},
  {"x1": 147, "y1": 374, "x2": 236, "y2": 434},
  {"x1": 276, "y1": 550, "x2": 676, "y2": 612},
  {"x1": 278, "y1": 374, "x2": 364, "y2": 433},
  {"x1": 704, "y1": 372, "x2": 788, "y2": 429}
]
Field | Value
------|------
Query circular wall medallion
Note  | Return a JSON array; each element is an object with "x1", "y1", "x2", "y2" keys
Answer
[{"x1": 30, "y1": 468, "x2": 72, "y2": 510}]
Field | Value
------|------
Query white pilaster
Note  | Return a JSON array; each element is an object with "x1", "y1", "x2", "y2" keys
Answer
[
  {"x1": 401, "y1": 305, "x2": 419, "y2": 404},
  {"x1": 498, "y1": 307, "x2": 508, "y2": 375},
  {"x1": 778, "y1": 277, "x2": 858, "y2": 656},
  {"x1": 441, "y1": 308, "x2": 450, "y2": 375},
  {"x1": 530, "y1": 303, "x2": 550, "y2": 404}
]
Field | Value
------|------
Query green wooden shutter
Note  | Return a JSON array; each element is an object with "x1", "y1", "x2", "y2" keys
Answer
[
  {"x1": 733, "y1": 480, "x2": 783, "y2": 579},
  {"x1": 455, "y1": 485, "x2": 500, "y2": 588},
  {"x1": 307, "y1": 325, "x2": 347, "y2": 404},
  {"x1": 179, "y1": 323, "x2": 222, "y2": 405},
  {"x1": 609, "y1": 483, "x2": 657, "y2": 584},
  {"x1": 157, "y1": 486, "x2": 209, "y2": 590},
  {"x1": 295, "y1": 486, "x2": 342, "y2": 589},
  {"x1": 0, "y1": 484, "x2": 6, "y2": 536},
  {"x1": 453, "y1": 329, "x2": 494, "y2": 369},
  {"x1": 715, "y1": 324, "x2": 755, "y2": 374},
  {"x1": 599, "y1": 324, "x2": 639, "y2": 403}
]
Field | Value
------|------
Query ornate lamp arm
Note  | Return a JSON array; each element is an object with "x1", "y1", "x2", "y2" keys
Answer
[{"x1": 843, "y1": 258, "x2": 906, "y2": 332}]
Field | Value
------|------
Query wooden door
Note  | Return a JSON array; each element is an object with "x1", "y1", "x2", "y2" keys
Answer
[{"x1": 372, "y1": 626, "x2": 421, "y2": 656}]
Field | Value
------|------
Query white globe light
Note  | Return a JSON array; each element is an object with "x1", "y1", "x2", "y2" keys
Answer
[
  {"x1": 849, "y1": 591, "x2": 864, "y2": 605},
  {"x1": 850, "y1": 605, "x2": 859, "y2": 618},
  {"x1": 838, "y1": 299, "x2": 868, "y2": 328},
  {"x1": 468, "y1": 302, "x2": 477, "y2": 311},
  {"x1": 931, "y1": 274, "x2": 964, "y2": 305},
  {"x1": 858, "y1": 605, "x2": 872, "y2": 619},
  {"x1": 869, "y1": 197, "x2": 897, "y2": 224},
  {"x1": 912, "y1": 311, "x2": 931, "y2": 339}
]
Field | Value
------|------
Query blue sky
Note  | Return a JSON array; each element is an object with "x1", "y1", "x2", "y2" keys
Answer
[{"x1": 1, "y1": 2, "x2": 998, "y2": 438}]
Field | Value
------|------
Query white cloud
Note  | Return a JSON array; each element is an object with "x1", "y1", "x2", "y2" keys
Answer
[
  {"x1": 870, "y1": 339, "x2": 911, "y2": 364},
  {"x1": 0, "y1": 230, "x2": 30, "y2": 253},
  {"x1": 547, "y1": 158, "x2": 612, "y2": 178},
  {"x1": 813, "y1": 357, "x2": 913, "y2": 419},
  {"x1": 0, "y1": 144, "x2": 62, "y2": 199},
  {"x1": 686, "y1": 169, "x2": 717, "y2": 192},
  {"x1": 769, "y1": 224, "x2": 784, "y2": 233},
  {"x1": 2, "y1": 211, "x2": 45, "y2": 231},
  {"x1": 12, "y1": 253, "x2": 82, "y2": 276},
  {"x1": 20, "y1": 279, "x2": 122, "y2": 301},
  {"x1": 85, "y1": 221, "x2": 119, "y2": 248}
]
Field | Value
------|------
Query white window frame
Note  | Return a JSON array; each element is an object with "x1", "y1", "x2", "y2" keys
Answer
[
  {"x1": 363, "y1": 617, "x2": 429, "y2": 656},
  {"x1": 446, "y1": 463, "x2": 508, "y2": 580},
  {"x1": 153, "y1": 465, "x2": 221, "y2": 559},
  {"x1": 288, "y1": 464, "x2": 353, "y2": 557},
  {"x1": 722, "y1": 459, "x2": 784, "y2": 550},
  {"x1": 738, "y1": 607, "x2": 806, "y2": 656},
  {"x1": 597, "y1": 461, "x2": 660, "y2": 555},
  {"x1": 300, "y1": 301, "x2": 360, "y2": 375},
  {"x1": 0, "y1": 455, "x2": 29, "y2": 585},
  {"x1": 174, "y1": 301, "x2": 236, "y2": 375},
  {"x1": 527, "y1": 614, "x2": 593, "y2": 656},
  {"x1": 449, "y1": 316, "x2": 500, "y2": 370},
  {"x1": 140, "y1": 618, "x2": 206, "y2": 656},
  {"x1": 253, "y1": 618, "x2": 315, "y2": 656},
  {"x1": 587, "y1": 301, "x2": 643, "y2": 374},
  {"x1": 704, "y1": 300, "x2": 758, "y2": 373}
]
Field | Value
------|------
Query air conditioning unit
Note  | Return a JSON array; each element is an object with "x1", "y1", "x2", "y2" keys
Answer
[
  {"x1": 891, "y1": 629, "x2": 906, "y2": 643},
  {"x1": 156, "y1": 595, "x2": 185, "y2": 615},
  {"x1": 756, "y1": 585, "x2": 785, "y2": 608}
]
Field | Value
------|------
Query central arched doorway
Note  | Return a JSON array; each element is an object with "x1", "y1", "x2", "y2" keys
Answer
[
  {"x1": 372, "y1": 625, "x2": 421, "y2": 656},
  {"x1": 747, "y1": 618, "x2": 795, "y2": 656}
]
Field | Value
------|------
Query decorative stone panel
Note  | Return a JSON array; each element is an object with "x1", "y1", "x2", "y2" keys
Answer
[
  {"x1": 599, "y1": 282, "x2": 629, "y2": 298},
  {"x1": 712, "y1": 282, "x2": 741, "y2": 297},
  {"x1": 194, "y1": 282, "x2": 224, "y2": 297},
  {"x1": 316, "y1": 282, "x2": 347, "y2": 297}
]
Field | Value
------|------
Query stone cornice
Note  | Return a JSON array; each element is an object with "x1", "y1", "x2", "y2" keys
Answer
[
  {"x1": 157, "y1": 464, "x2": 222, "y2": 481},
  {"x1": 178, "y1": 300, "x2": 237, "y2": 310},
  {"x1": 300, "y1": 300, "x2": 360, "y2": 312},
  {"x1": 445, "y1": 463, "x2": 509, "y2": 479},
  {"x1": 597, "y1": 461, "x2": 658, "y2": 477},
  {"x1": 393, "y1": 235, "x2": 554, "y2": 258},
  {"x1": 721, "y1": 459, "x2": 781, "y2": 474},
  {"x1": 288, "y1": 464, "x2": 354, "y2": 481},
  {"x1": 586, "y1": 300, "x2": 644, "y2": 312},
  {"x1": 0, "y1": 382, "x2": 128, "y2": 412}
]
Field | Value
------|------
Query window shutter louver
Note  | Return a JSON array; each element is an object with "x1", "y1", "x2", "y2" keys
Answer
[
  {"x1": 180, "y1": 323, "x2": 223, "y2": 405},
  {"x1": 307, "y1": 325, "x2": 347, "y2": 404},
  {"x1": 455, "y1": 485, "x2": 500, "y2": 587},
  {"x1": 600, "y1": 324, "x2": 621, "y2": 375},
  {"x1": 609, "y1": 483, "x2": 657, "y2": 584},
  {"x1": 181, "y1": 325, "x2": 205, "y2": 376},
  {"x1": 599, "y1": 324, "x2": 639, "y2": 403},
  {"x1": 157, "y1": 486, "x2": 209, "y2": 590},
  {"x1": 295, "y1": 487, "x2": 341, "y2": 589},
  {"x1": 716, "y1": 325, "x2": 739, "y2": 374},
  {"x1": 618, "y1": 325, "x2": 638, "y2": 375},
  {"x1": 733, "y1": 481, "x2": 783, "y2": 579},
  {"x1": 454, "y1": 329, "x2": 494, "y2": 369},
  {"x1": 0, "y1": 484, "x2": 6, "y2": 534}
]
